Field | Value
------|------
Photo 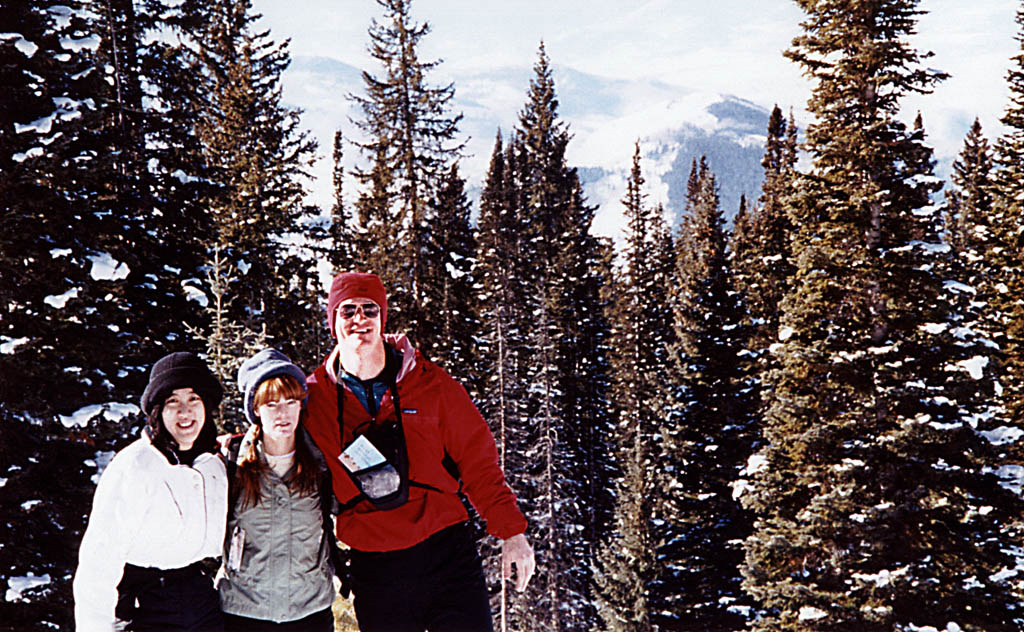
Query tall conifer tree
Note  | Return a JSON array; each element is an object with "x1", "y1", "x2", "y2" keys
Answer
[
  {"x1": 512, "y1": 44, "x2": 613, "y2": 631},
  {"x1": 327, "y1": 129, "x2": 359, "y2": 273},
  {"x1": 424, "y1": 162, "x2": 478, "y2": 384},
  {"x1": 731, "y1": 105, "x2": 798, "y2": 356},
  {"x1": 187, "y1": 0, "x2": 320, "y2": 371},
  {"x1": 1, "y1": 0, "x2": 220, "y2": 623},
  {"x1": 349, "y1": 0, "x2": 465, "y2": 360},
  {"x1": 993, "y1": 4, "x2": 1024, "y2": 428},
  {"x1": 740, "y1": 3, "x2": 1024, "y2": 629},
  {"x1": 594, "y1": 143, "x2": 675, "y2": 632},
  {"x1": 474, "y1": 131, "x2": 534, "y2": 630},
  {"x1": 670, "y1": 157, "x2": 752, "y2": 630},
  {"x1": 474, "y1": 45, "x2": 611, "y2": 631}
]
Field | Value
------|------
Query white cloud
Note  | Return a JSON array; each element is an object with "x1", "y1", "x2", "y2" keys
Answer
[{"x1": 253, "y1": 0, "x2": 1020, "y2": 242}]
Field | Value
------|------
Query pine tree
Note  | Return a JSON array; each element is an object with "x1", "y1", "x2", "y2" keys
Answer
[
  {"x1": 732, "y1": 105, "x2": 798, "y2": 356},
  {"x1": 424, "y1": 162, "x2": 478, "y2": 384},
  {"x1": 940, "y1": 119, "x2": 1003, "y2": 444},
  {"x1": 739, "y1": 3, "x2": 1024, "y2": 629},
  {"x1": 501, "y1": 43, "x2": 613, "y2": 631},
  {"x1": 0, "y1": 0, "x2": 112, "y2": 418},
  {"x1": 327, "y1": 129, "x2": 359, "y2": 273},
  {"x1": 594, "y1": 143, "x2": 676, "y2": 632},
  {"x1": 185, "y1": 249, "x2": 266, "y2": 432},
  {"x1": 473, "y1": 47, "x2": 612, "y2": 631},
  {"x1": 989, "y1": 4, "x2": 1024, "y2": 611},
  {"x1": 349, "y1": 0, "x2": 465, "y2": 358},
  {"x1": 669, "y1": 156, "x2": 752, "y2": 630},
  {"x1": 474, "y1": 131, "x2": 532, "y2": 631},
  {"x1": 0, "y1": 1, "x2": 217, "y2": 625},
  {"x1": 945, "y1": 119, "x2": 994, "y2": 259},
  {"x1": 186, "y1": 0, "x2": 320, "y2": 369},
  {"x1": 0, "y1": 0, "x2": 217, "y2": 415},
  {"x1": 993, "y1": 4, "x2": 1024, "y2": 428}
]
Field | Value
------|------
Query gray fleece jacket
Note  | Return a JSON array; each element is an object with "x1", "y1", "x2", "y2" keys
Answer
[{"x1": 216, "y1": 424, "x2": 336, "y2": 622}]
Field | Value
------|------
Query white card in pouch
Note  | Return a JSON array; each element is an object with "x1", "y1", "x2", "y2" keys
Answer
[
  {"x1": 339, "y1": 434, "x2": 388, "y2": 472},
  {"x1": 228, "y1": 526, "x2": 245, "y2": 572}
]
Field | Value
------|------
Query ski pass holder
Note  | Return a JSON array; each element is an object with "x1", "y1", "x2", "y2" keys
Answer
[
  {"x1": 338, "y1": 419, "x2": 411, "y2": 510},
  {"x1": 227, "y1": 526, "x2": 245, "y2": 572}
]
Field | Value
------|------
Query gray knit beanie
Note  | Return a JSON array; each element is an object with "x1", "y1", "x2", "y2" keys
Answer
[{"x1": 237, "y1": 348, "x2": 308, "y2": 426}]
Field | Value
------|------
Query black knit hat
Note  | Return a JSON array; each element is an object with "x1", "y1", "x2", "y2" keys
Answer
[{"x1": 141, "y1": 352, "x2": 223, "y2": 417}]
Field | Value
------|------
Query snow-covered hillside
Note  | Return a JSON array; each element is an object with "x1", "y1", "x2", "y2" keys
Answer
[{"x1": 282, "y1": 56, "x2": 771, "y2": 244}]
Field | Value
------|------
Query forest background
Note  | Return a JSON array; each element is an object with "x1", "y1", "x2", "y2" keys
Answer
[{"x1": 3, "y1": 1, "x2": 1024, "y2": 631}]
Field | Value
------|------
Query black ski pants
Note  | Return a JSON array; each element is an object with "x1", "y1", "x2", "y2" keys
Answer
[
  {"x1": 349, "y1": 521, "x2": 494, "y2": 632},
  {"x1": 115, "y1": 561, "x2": 223, "y2": 631}
]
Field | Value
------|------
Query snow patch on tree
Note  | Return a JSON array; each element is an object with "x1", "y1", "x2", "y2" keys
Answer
[
  {"x1": 59, "y1": 33, "x2": 100, "y2": 52},
  {"x1": 5, "y1": 573, "x2": 51, "y2": 603},
  {"x1": 58, "y1": 402, "x2": 140, "y2": 428},
  {"x1": 0, "y1": 32, "x2": 38, "y2": 57},
  {"x1": 953, "y1": 355, "x2": 988, "y2": 379},
  {"x1": 43, "y1": 287, "x2": 79, "y2": 308},
  {"x1": 0, "y1": 337, "x2": 30, "y2": 354},
  {"x1": 980, "y1": 425, "x2": 1024, "y2": 445},
  {"x1": 798, "y1": 606, "x2": 827, "y2": 621},
  {"x1": 88, "y1": 252, "x2": 130, "y2": 281}
]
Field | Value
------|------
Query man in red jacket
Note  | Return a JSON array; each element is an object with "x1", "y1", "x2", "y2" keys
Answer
[{"x1": 303, "y1": 271, "x2": 534, "y2": 632}]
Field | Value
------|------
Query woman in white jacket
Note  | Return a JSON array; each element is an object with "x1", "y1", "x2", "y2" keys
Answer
[{"x1": 74, "y1": 352, "x2": 228, "y2": 632}]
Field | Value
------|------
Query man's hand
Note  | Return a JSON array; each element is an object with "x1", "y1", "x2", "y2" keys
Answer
[{"x1": 502, "y1": 533, "x2": 535, "y2": 592}]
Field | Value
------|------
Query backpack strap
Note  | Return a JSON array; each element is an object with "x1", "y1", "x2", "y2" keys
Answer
[
  {"x1": 317, "y1": 456, "x2": 352, "y2": 597},
  {"x1": 333, "y1": 350, "x2": 459, "y2": 511}
]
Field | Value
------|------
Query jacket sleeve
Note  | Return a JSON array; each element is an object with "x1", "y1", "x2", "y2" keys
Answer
[
  {"x1": 439, "y1": 375, "x2": 527, "y2": 540},
  {"x1": 73, "y1": 451, "x2": 149, "y2": 632}
]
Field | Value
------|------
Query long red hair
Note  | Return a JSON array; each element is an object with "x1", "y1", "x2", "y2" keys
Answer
[{"x1": 233, "y1": 375, "x2": 318, "y2": 510}]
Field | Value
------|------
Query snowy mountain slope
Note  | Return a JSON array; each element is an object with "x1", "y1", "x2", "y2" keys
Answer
[{"x1": 282, "y1": 56, "x2": 771, "y2": 245}]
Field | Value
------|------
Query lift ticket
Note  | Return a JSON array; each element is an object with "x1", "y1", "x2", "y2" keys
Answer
[{"x1": 339, "y1": 434, "x2": 387, "y2": 472}]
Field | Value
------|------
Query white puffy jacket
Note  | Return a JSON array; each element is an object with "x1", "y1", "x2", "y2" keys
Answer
[{"x1": 73, "y1": 434, "x2": 228, "y2": 632}]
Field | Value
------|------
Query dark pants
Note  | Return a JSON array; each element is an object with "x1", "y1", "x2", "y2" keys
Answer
[
  {"x1": 350, "y1": 522, "x2": 494, "y2": 632},
  {"x1": 223, "y1": 607, "x2": 334, "y2": 632},
  {"x1": 115, "y1": 562, "x2": 223, "y2": 632}
]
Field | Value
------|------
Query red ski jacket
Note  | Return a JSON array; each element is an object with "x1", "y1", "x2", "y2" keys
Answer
[{"x1": 303, "y1": 334, "x2": 527, "y2": 552}]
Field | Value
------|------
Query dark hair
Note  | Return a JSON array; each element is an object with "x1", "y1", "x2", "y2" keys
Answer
[
  {"x1": 234, "y1": 375, "x2": 318, "y2": 510},
  {"x1": 146, "y1": 397, "x2": 218, "y2": 457}
]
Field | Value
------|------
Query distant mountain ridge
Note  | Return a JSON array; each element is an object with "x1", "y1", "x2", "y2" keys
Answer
[{"x1": 285, "y1": 55, "x2": 772, "y2": 243}]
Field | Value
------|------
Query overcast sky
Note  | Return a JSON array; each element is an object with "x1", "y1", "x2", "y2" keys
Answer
[
  {"x1": 252, "y1": 0, "x2": 1020, "y2": 150},
  {"x1": 251, "y1": 0, "x2": 1021, "y2": 245}
]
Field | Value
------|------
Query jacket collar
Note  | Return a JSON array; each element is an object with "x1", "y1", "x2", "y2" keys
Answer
[{"x1": 325, "y1": 333, "x2": 417, "y2": 385}]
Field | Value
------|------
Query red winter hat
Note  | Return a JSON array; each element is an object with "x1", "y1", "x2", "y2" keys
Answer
[{"x1": 327, "y1": 271, "x2": 388, "y2": 337}]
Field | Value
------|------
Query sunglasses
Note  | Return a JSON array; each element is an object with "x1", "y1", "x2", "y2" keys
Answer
[{"x1": 337, "y1": 302, "x2": 381, "y2": 320}]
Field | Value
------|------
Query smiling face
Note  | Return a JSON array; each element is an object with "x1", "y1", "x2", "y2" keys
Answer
[
  {"x1": 161, "y1": 387, "x2": 205, "y2": 450},
  {"x1": 334, "y1": 297, "x2": 383, "y2": 353}
]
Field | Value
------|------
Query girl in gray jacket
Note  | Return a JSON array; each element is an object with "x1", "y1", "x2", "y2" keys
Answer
[{"x1": 216, "y1": 349, "x2": 337, "y2": 631}]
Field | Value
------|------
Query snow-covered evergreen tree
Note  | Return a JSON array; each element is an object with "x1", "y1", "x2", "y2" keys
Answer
[
  {"x1": 669, "y1": 156, "x2": 753, "y2": 630},
  {"x1": 594, "y1": 143, "x2": 676, "y2": 632},
  {"x1": 992, "y1": 3, "x2": 1024, "y2": 431},
  {"x1": 740, "y1": 2, "x2": 1024, "y2": 629},
  {"x1": 507, "y1": 43, "x2": 612, "y2": 631},
  {"x1": 185, "y1": 0, "x2": 320, "y2": 369},
  {"x1": 424, "y1": 162, "x2": 478, "y2": 385}
]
